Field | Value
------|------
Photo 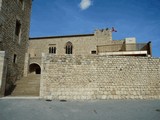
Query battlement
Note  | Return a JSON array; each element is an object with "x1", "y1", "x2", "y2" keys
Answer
[{"x1": 94, "y1": 28, "x2": 112, "y2": 37}]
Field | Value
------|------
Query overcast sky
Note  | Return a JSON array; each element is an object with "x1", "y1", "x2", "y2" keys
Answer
[{"x1": 30, "y1": 0, "x2": 160, "y2": 57}]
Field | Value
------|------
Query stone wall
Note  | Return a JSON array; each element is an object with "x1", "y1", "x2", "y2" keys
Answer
[{"x1": 40, "y1": 54, "x2": 160, "y2": 100}]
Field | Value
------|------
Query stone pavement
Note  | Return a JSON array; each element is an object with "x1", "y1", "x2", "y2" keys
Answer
[{"x1": 0, "y1": 98, "x2": 160, "y2": 120}]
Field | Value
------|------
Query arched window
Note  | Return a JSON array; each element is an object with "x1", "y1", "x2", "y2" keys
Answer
[{"x1": 66, "y1": 42, "x2": 73, "y2": 54}]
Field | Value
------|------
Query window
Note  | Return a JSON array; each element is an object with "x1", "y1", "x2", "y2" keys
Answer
[
  {"x1": 19, "y1": 0, "x2": 23, "y2": 4},
  {"x1": 22, "y1": 0, "x2": 25, "y2": 10},
  {"x1": 13, "y1": 54, "x2": 17, "y2": 63},
  {"x1": 49, "y1": 47, "x2": 56, "y2": 54},
  {"x1": 15, "y1": 19, "x2": 22, "y2": 44},
  {"x1": 91, "y1": 50, "x2": 96, "y2": 54},
  {"x1": 66, "y1": 42, "x2": 73, "y2": 54},
  {"x1": 49, "y1": 44, "x2": 56, "y2": 54},
  {"x1": 15, "y1": 20, "x2": 21, "y2": 36},
  {"x1": 18, "y1": 0, "x2": 24, "y2": 10}
]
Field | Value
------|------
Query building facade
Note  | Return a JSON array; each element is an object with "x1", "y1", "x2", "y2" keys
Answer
[
  {"x1": 26, "y1": 30, "x2": 159, "y2": 100},
  {"x1": 27, "y1": 29, "x2": 151, "y2": 75},
  {"x1": 0, "y1": 0, "x2": 32, "y2": 96},
  {"x1": 1, "y1": 1, "x2": 159, "y2": 100}
]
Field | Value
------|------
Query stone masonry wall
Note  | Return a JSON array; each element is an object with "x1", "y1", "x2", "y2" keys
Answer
[{"x1": 40, "y1": 55, "x2": 160, "y2": 100}]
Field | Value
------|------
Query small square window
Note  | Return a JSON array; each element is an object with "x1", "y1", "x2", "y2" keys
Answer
[
  {"x1": 19, "y1": 0, "x2": 23, "y2": 4},
  {"x1": 91, "y1": 50, "x2": 96, "y2": 54},
  {"x1": 49, "y1": 44, "x2": 56, "y2": 54},
  {"x1": 18, "y1": 0, "x2": 24, "y2": 10}
]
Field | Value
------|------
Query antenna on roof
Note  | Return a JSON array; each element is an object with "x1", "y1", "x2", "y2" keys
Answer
[{"x1": 112, "y1": 27, "x2": 117, "y2": 32}]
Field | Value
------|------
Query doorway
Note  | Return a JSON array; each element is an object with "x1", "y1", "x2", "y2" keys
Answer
[{"x1": 29, "y1": 63, "x2": 41, "y2": 74}]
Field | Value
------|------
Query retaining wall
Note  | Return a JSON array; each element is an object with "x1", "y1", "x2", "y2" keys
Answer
[{"x1": 40, "y1": 54, "x2": 160, "y2": 100}]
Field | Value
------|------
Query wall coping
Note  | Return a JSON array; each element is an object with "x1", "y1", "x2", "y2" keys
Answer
[{"x1": 42, "y1": 54, "x2": 160, "y2": 60}]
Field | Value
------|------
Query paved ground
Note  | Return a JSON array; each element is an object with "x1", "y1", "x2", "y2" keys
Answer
[{"x1": 0, "y1": 98, "x2": 160, "y2": 120}]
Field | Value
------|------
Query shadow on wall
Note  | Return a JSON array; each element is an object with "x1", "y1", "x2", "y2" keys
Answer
[
  {"x1": 29, "y1": 63, "x2": 41, "y2": 74},
  {"x1": 5, "y1": 84, "x2": 16, "y2": 96}
]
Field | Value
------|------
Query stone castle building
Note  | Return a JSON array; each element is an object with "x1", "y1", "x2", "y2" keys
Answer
[
  {"x1": 0, "y1": 0, "x2": 32, "y2": 95},
  {"x1": 0, "y1": 0, "x2": 160, "y2": 100},
  {"x1": 26, "y1": 29, "x2": 152, "y2": 75},
  {"x1": 25, "y1": 29, "x2": 159, "y2": 100}
]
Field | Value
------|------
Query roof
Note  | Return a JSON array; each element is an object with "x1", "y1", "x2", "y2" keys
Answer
[{"x1": 29, "y1": 34, "x2": 94, "y2": 40}]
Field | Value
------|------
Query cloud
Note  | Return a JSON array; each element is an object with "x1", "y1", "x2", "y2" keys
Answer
[{"x1": 79, "y1": 0, "x2": 92, "y2": 10}]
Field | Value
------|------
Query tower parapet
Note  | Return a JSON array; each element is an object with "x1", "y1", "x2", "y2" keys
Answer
[{"x1": 94, "y1": 28, "x2": 112, "y2": 45}]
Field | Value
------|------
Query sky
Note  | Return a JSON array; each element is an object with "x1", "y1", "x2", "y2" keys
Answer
[{"x1": 30, "y1": 0, "x2": 160, "y2": 57}]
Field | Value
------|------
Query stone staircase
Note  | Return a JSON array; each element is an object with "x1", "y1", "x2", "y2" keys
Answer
[{"x1": 11, "y1": 74, "x2": 40, "y2": 96}]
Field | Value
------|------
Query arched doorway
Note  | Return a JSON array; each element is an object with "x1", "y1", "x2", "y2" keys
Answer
[{"x1": 29, "y1": 63, "x2": 41, "y2": 74}]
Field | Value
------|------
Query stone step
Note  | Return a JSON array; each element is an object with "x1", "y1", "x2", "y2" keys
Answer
[
  {"x1": 16, "y1": 80, "x2": 40, "y2": 83},
  {"x1": 11, "y1": 92, "x2": 39, "y2": 96},
  {"x1": 13, "y1": 87, "x2": 39, "y2": 91},
  {"x1": 17, "y1": 78, "x2": 39, "y2": 80},
  {"x1": 17, "y1": 79, "x2": 40, "y2": 81},
  {"x1": 12, "y1": 91, "x2": 40, "y2": 96},
  {"x1": 14, "y1": 85, "x2": 40, "y2": 88},
  {"x1": 12, "y1": 90, "x2": 39, "y2": 96},
  {"x1": 16, "y1": 82, "x2": 39, "y2": 85},
  {"x1": 15, "y1": 82, "x2": 40, "y2": 85},
  {"x1": 12, "y1": 92, "x2": 39, "y2": 95},
  {"x1": 12, "y1": 91, "x2": 39, "y2": 95}
]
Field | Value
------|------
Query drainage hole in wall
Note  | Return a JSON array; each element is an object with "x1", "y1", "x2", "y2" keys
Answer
[
  {"x1": 60, "y1": 100, "x2": 67, "y2": 102},
  {"x1": 46, "y1": 99, "x2": 52, "y2": 102}
]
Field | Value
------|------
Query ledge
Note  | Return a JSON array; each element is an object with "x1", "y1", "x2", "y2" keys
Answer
[{"x1": 98, "y1": 51, "x2": 148, "y2": 56}]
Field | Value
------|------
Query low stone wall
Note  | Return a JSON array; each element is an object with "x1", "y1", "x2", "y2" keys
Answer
[
  {"x1": 0, "y1": 51, "x2": 6, "y2": 96},
  {"x1": 40, "y1": 54, "x2": 160, "y2": 100}
]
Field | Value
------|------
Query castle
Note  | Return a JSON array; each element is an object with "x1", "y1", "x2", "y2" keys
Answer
[
  {"x1": 26, "y1": 29, "x2": 151, "y2": 75},
  {"x1": 0, "y1": 0, "x2": 160, "y2": 100}
]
